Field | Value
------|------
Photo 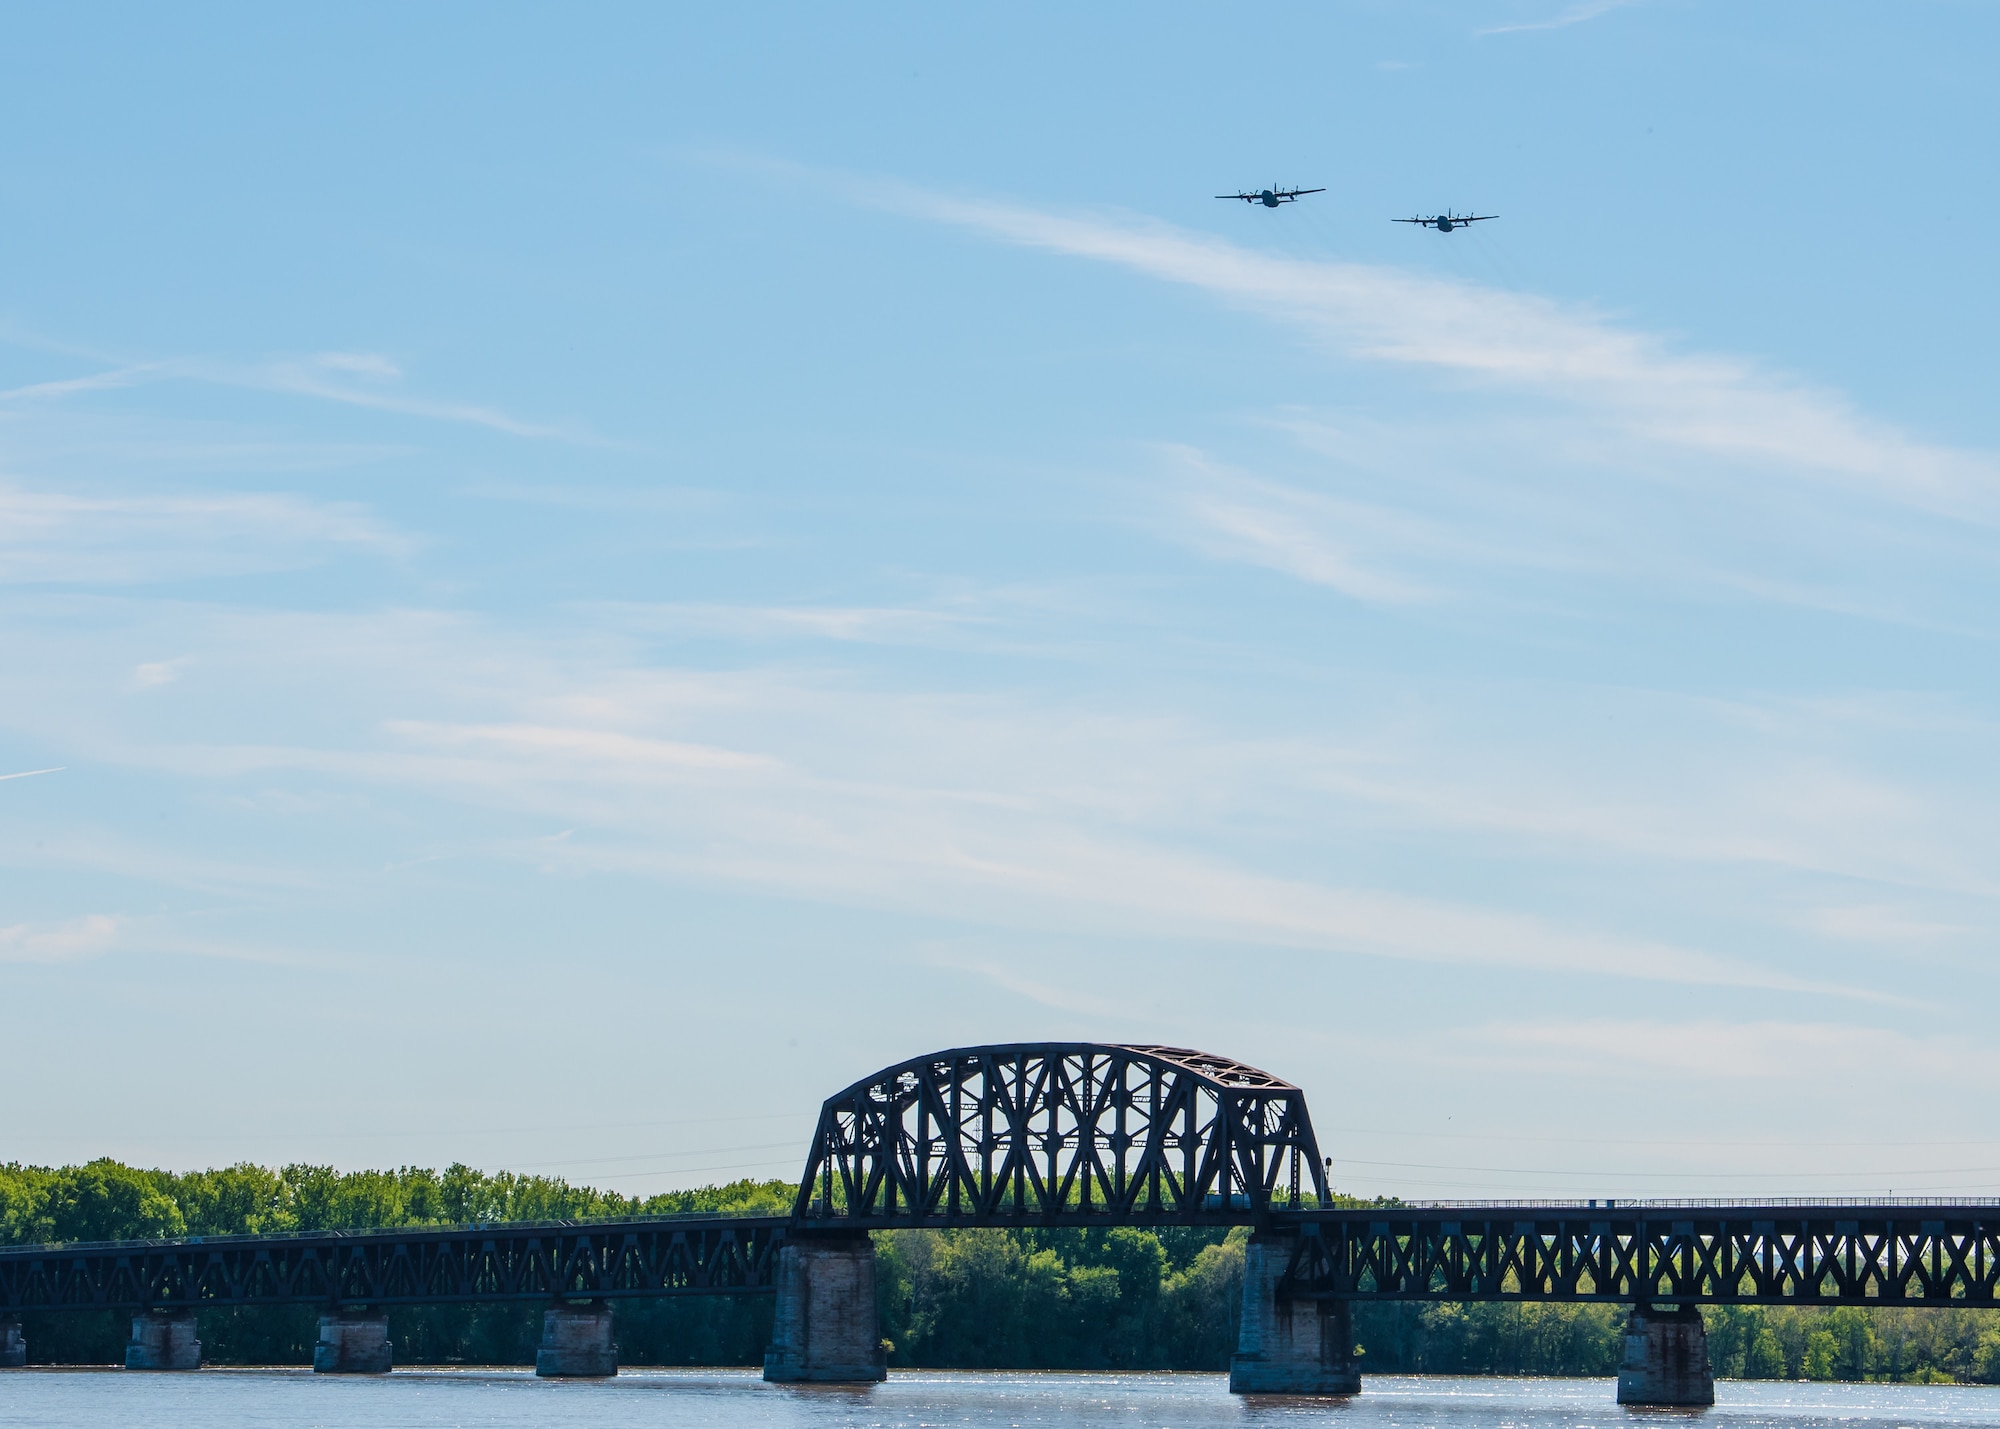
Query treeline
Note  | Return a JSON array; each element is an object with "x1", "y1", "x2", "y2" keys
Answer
[
  {"x1": 8, "y1": 1159, "x2": 2000, "y2": 1381},
  {"x1": 0, "y1": 1157, "x2": 792, "y2": 1243},
  {"x1": 1351, "y1": 1301, "x2": 2000, "y2": 1382},
  {"x1": 877, "y1": 1225, "x2": 1247, "y2": 1369}
]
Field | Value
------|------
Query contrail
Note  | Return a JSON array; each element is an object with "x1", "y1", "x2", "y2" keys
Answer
[{"x1": 0, "y1": 767, "x2": 64, "y2": 782}]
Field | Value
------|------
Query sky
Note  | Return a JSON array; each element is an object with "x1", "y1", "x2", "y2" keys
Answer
[{"x1": 3, "y1": 1, "x2": 1998, "y2": 1203}]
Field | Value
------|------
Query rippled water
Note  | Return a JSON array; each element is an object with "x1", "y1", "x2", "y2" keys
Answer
[{"x1": 2, "y1": 1370, "x2": 1996, "y2": 1429}]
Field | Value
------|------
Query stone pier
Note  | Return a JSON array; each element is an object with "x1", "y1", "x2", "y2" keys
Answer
[
  {"x1": 0, "y1": 1317, "x2": 24, "y2": 1369},
  {"x1": 1229, "y1": 1234, "x2": 1360, "y2": 1395},
  {"x1": 125, "y1": 1310, "x2": 201, "y2": 1370},
  {"x1": 762, "y1": 1233, "x2": 888, "y2": 1383},
  {"x1": 535, "y1": 1301, "x2": 617, "y2": 1377},
  {"x1": 1616, "y1": 1304, "x2": 1714, "y2": 1406},
  {"x1": 313, "y1": 1309, "x2": 393, "y2": 1374}
]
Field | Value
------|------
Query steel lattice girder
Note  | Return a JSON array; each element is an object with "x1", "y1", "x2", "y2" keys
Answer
[
  {"x1": 0, "y1": 1217, "x2": 791, "y2": 1314},
  {"x1": 1270, "y1": 1208, "x2": 2000, "y2": 1305},
  {"x1": 793, "y1": 1043, "x2": 1329, "y2": 1226}
]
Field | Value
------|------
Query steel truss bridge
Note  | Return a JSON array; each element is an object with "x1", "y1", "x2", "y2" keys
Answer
[
  {"x1": 0, "y1": 1216, "x2": 792, "y2": 1316},
  {"x1": 5, "y1": 1042, "x2": 1999, "y2": 1317},
  {"x1": 1269, "y1": 1205, "x2": 2000, "y2": 1306}
]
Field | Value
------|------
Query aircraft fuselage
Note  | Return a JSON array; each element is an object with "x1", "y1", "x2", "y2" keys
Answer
[{"x1": 1260, "y1": 190, "x2": 1280, "y2": 207}]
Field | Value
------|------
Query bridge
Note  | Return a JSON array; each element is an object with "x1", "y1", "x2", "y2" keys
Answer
[{"x1": 4, "y1": 1042, "x2": 1996, "y2": 1405}]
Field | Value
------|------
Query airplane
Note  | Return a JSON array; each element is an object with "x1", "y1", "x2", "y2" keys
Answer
[
  {"x1": 1395, "y1": 210, "x2": 1497, "y2": 233},
  {"x1": 1217, "y1": 185, "x2": 1325, "y2": 208}
]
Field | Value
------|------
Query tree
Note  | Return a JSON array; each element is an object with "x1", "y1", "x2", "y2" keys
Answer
[{"x1": 1747, "y1": 1328, "x2": 1785, "y2": 1379}]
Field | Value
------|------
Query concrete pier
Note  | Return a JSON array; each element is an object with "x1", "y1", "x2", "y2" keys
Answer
[
  {"x1": 313, "y1": 1309, "x2": 393, "y2": 1374},
  {"x1": 0, "y1": 1317, "x2": 24, "y2": 1369},
  {"x1": 1616, "y1": 1304, "x2": 1714, "y2": 1406},
  {"x1": 125, "y1": 1310, "x2": 201, "y2": 1370},
  {"x1": 1228, "y1": 1234, "x2": 1360, "y2": 1395},
  {"x1": 535, "y1": 1301, "x2": 617, "y2": 1377},
  {"x1": 762, "y1": 1234, "x2": 888, "y2": 1383}
]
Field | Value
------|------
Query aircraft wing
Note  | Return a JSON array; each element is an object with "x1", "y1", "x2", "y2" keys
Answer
[
  {"x1": 1281, "y1": 188, "x2": 1326, "y2": 197},
  {"x1": 1461, "y1": 214, "x2": 1499, "y2": 223},
  {"x1": 1215, "y1": 193, "x2": 1255, "y2": 202},
  {"x1": 1392, "y1": 217, "x2": 1432, "y2": 225}
]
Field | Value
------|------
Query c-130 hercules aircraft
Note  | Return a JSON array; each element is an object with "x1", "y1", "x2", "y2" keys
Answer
[
  {"x1": 1396, "y1": 209, "x2": 1498, "y2": 233},
  {"x1": 1217, "y1": 184, "x2": 1325, "y2": 208}
]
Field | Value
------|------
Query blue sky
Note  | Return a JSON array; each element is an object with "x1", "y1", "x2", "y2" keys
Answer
[{"x1": 4, "y1": 2, "x2": 1998, "y2": 1200}]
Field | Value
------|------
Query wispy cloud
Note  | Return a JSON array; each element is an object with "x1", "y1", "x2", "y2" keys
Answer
[
  {"x1": 925, "y1": 949, "x2": 1138, "y2": 1022},
  {"x1": 6, "y1": 582, "x2": 1978, "y2": 1002},
  {"x1": 1162, "y1": 446, "x2": 1440, "y2": 604},
  {"x1": 0, "y1": 766, "x2": 64, "y2": 782},
  {"x1": 243, "y1": 354, "x2": 565, "y2": 439},
  {"x1": 222, "y1": 700, "x2": 1879, "y2": 998},
  {"x1": 600, "y1": 601, "x2": 994, "y2": 645},
  {"x1": 0, "y1": 909, "x2": 320, "y2": 969},
  {"x1": 10, "y1": 827, "x2": 335, "y2": 900},
  {"x1": 0, "y1": 364, "x2": 163, "y2": 401},
  {"x1": 0, "y1": 486, "x2": 407, "y2": 584},
  {"x1": 6, "y1": 585, "x2": 1992, "y2": 1002},
  {"x1": 461, "y1": 483, "x2": 723, "y2": 513},
  {"x1": 0, "y1": 351, "x2": 568, "y2": 440},
  {"x1": 0, "y1": 914, "x2": 117, "y2": 964},
  {"x1": 1479, "y1": 0, "x2": 1640, "y2": 36},
  {"x1": 1800, "y1": 903, "x2": 1966, "y2": 944},
  {"x1": 871, "y1": 189, "x2": 2000, "y2": 525},
  {"x1": 384, "y1": 720, "x2": 775, "y2": 774},
  {"x1": 1273, "y1": 706, "x2": 2000, "y2": 902},
  {"x1": 129, "y1": 660, "x2": 184, "y2": 691},
  {"x1": 1473, "y1": 1018, "x2": 2000, "y2": 1081}
]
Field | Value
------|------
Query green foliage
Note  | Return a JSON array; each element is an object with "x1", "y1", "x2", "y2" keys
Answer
[
  {"x1": 877, "y1": 1223, "x2": 1247, "y2": 1370},
  {"x1": 0, "y1": 1160, "x2": 794, "y2": 1249},
  {"x1": 1349, "y1": 1301, "x2": 1625, "y2": 1376},
  {"x1": 1703, "y1": 1302, "x2": 2000, "y2": 1383},
  {"x1": 1747, "y1": 1327, "x2": 1785, "y2": 1378},
  {"x1": 0, "y1": 1160, "x2": 188, "y2": 1245}
]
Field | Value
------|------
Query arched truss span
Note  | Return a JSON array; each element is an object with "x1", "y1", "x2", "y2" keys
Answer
[{"x1": 794, "y1": 1044, "x2": 1329, "y2": 1227}]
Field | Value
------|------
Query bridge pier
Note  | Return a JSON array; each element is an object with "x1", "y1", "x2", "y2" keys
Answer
[
  {"x1": 1616, "y1": 1304, "x2": 1714, "y2": 1406},
  {"x1": 763, "y1": 1233, "x2": 888, "y2": 1383},
  {"x1": 0, "y1": 1316, "x2": 23, "y2": 1368},
  {"x1": 314, "y1": 1309, "x2": 393, "y2": 1374},
  {"x1": 125, "y1": 1309, "x2": 201, "y2": 1370},
  {"x1": 1229, "y1": 1234, "x2": 1360, "y2": 1396},
  {"x1": 535, "y1": 1301, "x2": 617, "y2": 1377}
]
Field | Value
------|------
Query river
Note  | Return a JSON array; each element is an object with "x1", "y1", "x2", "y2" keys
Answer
[{"x1": 2, "y1": 1369, "x2": 1995, "y2": 1428}]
